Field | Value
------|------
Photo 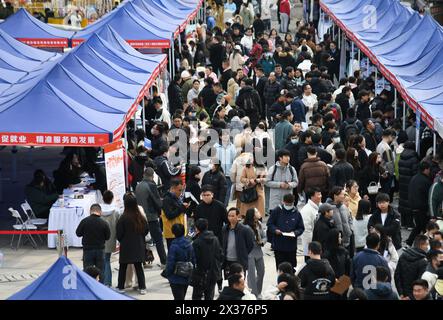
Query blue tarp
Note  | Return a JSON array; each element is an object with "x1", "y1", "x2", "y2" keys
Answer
[
  {"x1": 321, "y1": 0, "x2": 443, "y2": 137},
  {"x1": 8, "y1": 256, "x2": 133, "y2": 300},
  {"x1": 72, "y1": 1, "x2": 173, "y2": 48},
  {"x1": 0, "y1": 29, "x2": 59, "y2": 94},
  {"x1": 131, "y1": 0, "x2": 181, "y2": 34},
  {"x1": 0, "y1": 26, "x2": 166, "y2": 144},
  {"x1": 0, "y1": 8, "x2": 73, "y2": 47}
]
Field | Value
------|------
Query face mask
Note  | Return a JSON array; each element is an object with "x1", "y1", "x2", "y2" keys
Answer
[
  {"x1": 191, "y1": 112, "x2": 197, "y2": 117},
  {"x1": 333, "y1": 136, "x2": 341, "y2": 144},
  {"x1": 291, "y1": 138, "x2": 298, "y2": 144},
  {"x1": 283, "y1": 205, "x2": 294, "y2": 211}
]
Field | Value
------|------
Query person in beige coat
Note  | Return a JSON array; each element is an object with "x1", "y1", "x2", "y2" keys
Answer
[
  {"x1": 227, "y1": 76, "x2": 240, "y2": 107},
  {"x1": 240, "y1": 163, "x2": 267, "y2": 218},
  {"x1": 229, "y1": 45, "x2": 245, "y2": 73},
  {"x1": 230, "y1": 151, "x2": 254, "y2": 208}
]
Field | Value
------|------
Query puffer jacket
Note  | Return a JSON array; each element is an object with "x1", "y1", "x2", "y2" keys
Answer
[
  {"x1": 227, "y1": 78, "x2": 240, "y2": 106},
  {"x1": 394, "y1": 247, "x2": 428, "y2": 297},
  {"x1": 263, "y1": 80, "x2": 281, "y2": 108},
  {"x1": 365, "y1": 282, "x2": 399, "y2": 300},
  {"x1": 398, "y1": 145, "x2": 419, "y2": 220},
  {"x1": 325, "y1": 199, "x2": 352, "y2": 248},
  {"x1": 297, "y1": 157, "x2": 329, "y2": 195},
  {"x1": 329, "y1": 160, "x2": 354, "y2": 189}
]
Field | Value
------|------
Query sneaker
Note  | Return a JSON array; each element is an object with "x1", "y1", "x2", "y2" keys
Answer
[
  {"x1": 116, "y1": 288, "x2": 125, "y2": 294},
  {"x1": 139, "y1": 289, "x2": 147, "y2": 295}
]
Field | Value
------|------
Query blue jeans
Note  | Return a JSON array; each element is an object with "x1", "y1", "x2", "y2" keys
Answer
[
  {"x1": 224, "y1": 177, "x2": 232, "y2": 207},
  {"x1": 103, "y1": 252, "x2": 112, "y2": 286},
  {"x1": 83, "y1": 249, "x2": 105, "y2": 283},
  {"x1": 149, "y1": 220, "x2": 167, "y2": 265}
]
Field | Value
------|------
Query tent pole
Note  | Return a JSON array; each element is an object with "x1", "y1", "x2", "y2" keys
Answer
[
  {"x1": 433, "y1": 132, "x2": 437, "y2": 157},
  {"x1": 394, "y1": 88, "x2": 397, "y2": 119},
  {"x1": 11, "y1": 146, "x2": 17, "y2": 183},
  {"x1": 172, "y1": 43, "x2": 176, "y2": 78},
  {"x1": 357, "y1": 48, "x2": 361, "y2": 66},
  {"x1": 179, "y1": 33, "x2": 182, "y2": 54},
  {"x1": 402, "y1": 101, "x2": 406, "y2": 131},
  {"x1": 124, "y1": 127, "x2": 129, "y2": 190},
  {"x1": 338, "y1": 28, "x2": 341, "y2": 48},
  {"x1": 415, "y1": 113, "x2": 420, "y2": 154},
  {"x1": 142, "y1": 97, "x2": 146, "y2": 132},
  {"x1": 168, "y1": 48, "x2": 172, "y2": 80}
]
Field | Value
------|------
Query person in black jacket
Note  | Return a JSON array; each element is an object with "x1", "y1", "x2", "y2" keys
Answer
[
  {"x1": 218, "y1": 273, "x2": 246, "y2": 300},
  {"x1": 201, "y1": 163, "x2": 227, "y2": 204},
  {"x1": 329, "y1": 149, "x2": 354, "y2": 189},
  {"x1": 199, "y1": 77, "x2": 217, "y2": 111},
  {"x1": 194, "y1": 185, "x2": 228, "y2": 245},
  {"x1": 25, "y1": 170, "x2": 58, "y2": 219},
  {"x1": 222, "y1": 207, "x2": 255, "y2": 275},
  {"x1": 76, "y1": 204, "x2": 111, "y2": 283},
  {"x1": 236, "y1": 78, "x2": 262, "y2": 129},
  {"x1": 154, "y1": 145, "x2": 181, "y2": 196},
  {"x1": 322, "y1": 229, "x2": 351, "y2": 280},
  {"x1": 398, "y1": 141, "x2": 420, "y2": 229},
  {"x1": 192, "y1": 218, "x2": 223, "y2": 300},
  {"x1": 167, "y1": 74, "x2": 184, "y2": 115},
  {"x1": 368, "y1": 193, "x2": 402, "y2": 250},
  {"x1": 53, "y1": 153, "x2": 83, "y2": 193},
  {"x1": 298, "y1": 241, "x2": 336, "y2": 300},
  {"x1": 395, "y1": 235, "x2": 429, "y2": 299},
  {"x1": 406, "y1": 161, "x2": 433, "y2": 246},
  {"x1": 254, "y1": 66, "x2": 268, "y2": 109},
  {"x1": 355, "y1": 90, "x2": 371, "y2": 122},
  {"x1": 219, "y1": 59, "x2": 233, "y2": 92},
  {"x1": 263, "y1": 72, "x2": 282, "y2": 123},
  {"x1": 149, "y1": 123, "x2": 169, "y2": 159},
  {"x1": 209, "y1": 36, "x2": 225, "y2": 75},
  {"x1": 185, "y1": 165, "x2": 201, "y2": 217},
  {"x1": 361, "y1": 119, "x2": 378, "y2": 152},
  {"x1": 116, "y1": 193, "x2": 149, "y2": 294},
  {"x1": 312, "y1": 203, "x2": 337, "y2": 249}
]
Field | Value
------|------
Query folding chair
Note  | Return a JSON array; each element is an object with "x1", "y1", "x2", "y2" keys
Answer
[
  {"x1": 8, "y1": 208, "x2": 38, "y2": 250},
  {"x1": 21, "y1": 202, "x2": 47, "y2": 244}
]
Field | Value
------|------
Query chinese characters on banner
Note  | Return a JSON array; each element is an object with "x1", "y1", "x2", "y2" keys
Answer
[
  {"x1": 0, "y1": 133, "x2": 109, "y2": 146},
  {"x1": 104, "y1": 139, "x2": 126, "y2": 213}
]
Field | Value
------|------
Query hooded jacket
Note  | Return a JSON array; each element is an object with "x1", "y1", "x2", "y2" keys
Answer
[
  {"x1": 166, "y1": 236, "x2": 195, "y2": 285},
  {"x1": 100, "y1": 203, "x2": 120, "y2": 253},
  {"x1": 394, "y1": 247, "x2": 428, "y2": 297},
  {"x1": 153, "y1": 155, "x2": 181, "y2": 192},
  {"x1": 235, "y1": 85, "x2": 262, "y2": 128},
  {"x1": 298, "y1": 259, "x2": 336, "y2": 300},
  {"x1": 329, "y1": 160, "x2": 354, "y2": 189},
  {"x1": 192, "y1": 230, "x2": 223, "y2": 283},
  {"x1": 135, "y1": 179, "x2": 163, "y2": 222},
  {"x1": 312, "y1": 215, "x2": 337, "y2": 249},
  {"x1": 365, "y1": 282, "x2": 399, "y2": 300}
]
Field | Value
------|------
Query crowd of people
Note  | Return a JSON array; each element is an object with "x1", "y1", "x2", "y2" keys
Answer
[{"x1": 21, "y1": 0, "x2": 443, "y2": 301}]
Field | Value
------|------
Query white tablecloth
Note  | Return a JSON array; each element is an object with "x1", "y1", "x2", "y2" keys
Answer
[{"x1": 47, "y1": 189, "x2": 100, "y2": 248}]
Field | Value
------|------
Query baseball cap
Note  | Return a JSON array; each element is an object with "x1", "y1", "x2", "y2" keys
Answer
[{"x1": 319, "y1": 203, "x2": 334, "y2": 214}]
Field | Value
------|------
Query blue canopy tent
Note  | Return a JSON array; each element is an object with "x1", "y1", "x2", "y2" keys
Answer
[
  {"x1": 0, "y1": 29, "x2": 60, "y2": 95},
  {"x1": 71, "y1": 3, "x2": 173, "y2": 49},
  {"x1": 0, "y1": 27, "x2": 167, "y2": 147},
  {"x1": 320, "y1": 0, "x2": 443, "y2": 139},
  {"x1": 0, "y1": 8, "x2": 73, "y2": 48},
  {"x1": 8, "y1": 256, "x2": 134, "y2": 300},
  {"x1": 147, "y1": 0, "x2": 200, "y2": 30}
]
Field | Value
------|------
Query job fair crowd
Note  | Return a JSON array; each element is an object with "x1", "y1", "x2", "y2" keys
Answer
[{"x1": 22, "y1": 0, "x2": 443, "y2": 301}]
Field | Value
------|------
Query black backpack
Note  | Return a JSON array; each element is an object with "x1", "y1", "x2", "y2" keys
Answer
[
  {"x1": 270, "y1": 164, "x2": 296, "y2": 182},
  {"x1": 242, "y1": 95, "x2": 255, "y2": 112},
  {"x1": 343, "y1": 121, "x2": 359, "y2": 145}
]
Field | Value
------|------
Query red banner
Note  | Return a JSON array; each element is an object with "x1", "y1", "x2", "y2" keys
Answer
[
  {"x1": 0, "y1": 133, "x2": 110, "y2": 147},
  {"x1": 16, "y1": 38, "x2": 69, "y2": 48},
  {"x1": 72, "y1": 39, "x2": 170, "y2": 49}
]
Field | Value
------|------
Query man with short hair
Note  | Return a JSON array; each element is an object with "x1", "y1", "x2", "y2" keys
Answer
[
  {"x1": 298, "y1": 241, "x2": 336, "y2": 300},
  {"x1": 300, "y1": 188, "x2": 322, "y2": 262},
  {"x1": 135, "y1": 167, "x2": 167, "y2": 266},
  {"x1": 266, "y1": 149, "x2": 298, "y2": 210},
  {"x1": 351, "y1": 233, "x2": 390, "y2": 289},
  {"x1": 274, "y1": 110, "x2": 294, "y2": 151},
  {"x1": 312, "y1": 203, "x2": 337, "y2": 249},
  {"x1": 297, "y1": 146, "x2": 329, "y2": 196},
  {"x1": 365, "y1": 266, "x2": 399, "y2": 300},
  {"x1": 421, "y1": 249, "x2": 443, "y2": 289},
  {"x1": 329, "y1": 148, "x2": 354, "y2": 189},
  {"x1": 406, "y1": 161, "x2": 433, "y2": 246},
  {"x1": 267, "y1": 194, "x2": 305, "y2": 270},
  {"x1": 192, "y1": 218, "x2": 223, "y2": 300},
  {"x1": 395, "y1": 235, "x2": 429, "y2": 299},
  {"x1": 76, "y1": 204, "x2": 111, "y2": 283},
  {"x1": 355, "y1": 90, "x2": 371, "y2": 121},
  {"x1": 361, "y1": 118, "x2": 378, "y2": 152},
  {"x1": 218, "y1": 273, "x2": 246, "y2": 300},
  {"x1": 411, "y1": 279, "x2": 433, "y2": 300}
]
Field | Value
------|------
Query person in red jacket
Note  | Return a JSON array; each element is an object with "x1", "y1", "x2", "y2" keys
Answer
[{"x1": 279, "y1": 0, "x2": 290, "y2": 33}]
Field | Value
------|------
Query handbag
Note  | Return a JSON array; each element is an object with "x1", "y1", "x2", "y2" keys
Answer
[
  {"x1": 240, "y1": 186, "x2": 258, "y2": 203},
  {"x1": 367, "y1": 181, "x2": 381, "y2": 195},
  {"x1": 173, "y1": 249, "x2": 193, "y2": 278}
]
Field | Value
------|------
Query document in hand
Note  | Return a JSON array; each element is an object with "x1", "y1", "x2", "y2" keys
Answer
[{"x1": 281, "y1": 232, "x2": 296, "y2": 238}]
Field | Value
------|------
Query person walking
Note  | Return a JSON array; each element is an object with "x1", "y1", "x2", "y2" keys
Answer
[
  {"x1": 116, "y1": 193, "x2": 149, "y2": 294},
  {"x1": 191, "y1": 218, "x2": 223, "y2": 300},
  {"x1": 244, "y1": 208, "x2": 267, "y2": 299},
  {"x1": 135, "y1": 168, "x2": 167, "y2": 267},
  {"x1": 267, "y1": 194, "x2": 305, "y2": 270},
  {"x1": 202, "y1": 162, "x2": 228, "y2": 204},
  {"x1": 300, "y1": 188, "x2": 322, "y2": 262},
  {"x1": 76, "y1": 203, "x2": 111, "y2": 284},
  {"x1": 165, "y1": 224, "x2": 195, "y2": 300},
  {"x1": 297, "y1": 146, "x2": 330, "y2": 197},
  {"x1": 239, "y1": 157, "x2": 267, "y2": 218}
]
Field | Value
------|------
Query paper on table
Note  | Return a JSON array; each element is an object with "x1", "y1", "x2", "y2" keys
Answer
[{"x1": 281, "y1": 232, "x2": 296, "y2": 237}]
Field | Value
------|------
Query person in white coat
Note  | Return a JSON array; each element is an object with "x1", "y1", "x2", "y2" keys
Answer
[{"x1": 300, "y1": 187, "x2": 322, "y2": 262}]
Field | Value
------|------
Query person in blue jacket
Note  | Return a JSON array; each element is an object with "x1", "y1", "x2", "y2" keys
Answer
[
  {"x1": 267, "y1": 193, "x2": 305, "y2": 270},
  {"x1": 165, "y1": 224, "x2": 195, "y2": 300},
  {"x1": 286, "y1": 92, "x2": 306, "y2": 124}
]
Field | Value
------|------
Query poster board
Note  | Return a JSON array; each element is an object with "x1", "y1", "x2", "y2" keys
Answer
[{"x1": 104, "y1": 139, "x2": 126, "y2": 212}]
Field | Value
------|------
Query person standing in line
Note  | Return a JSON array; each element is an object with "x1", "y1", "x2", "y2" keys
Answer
[
  {"x1": 165, "y1": 224, "x2": 195, "y2": 300},
  {"x1": 312, "y1": 203, "x2": 337, "y2": 249},
  {"x1": 353, "y1": 199, "x2": 372, "y2": 252},
  {"x1": 267, "y1": 194, "x2": 305, "y2": 270},
  {"x1": 116, "y1": 193, "x2": 149, "y2": 295},
  {"x1": 76, "y1": 204, "x2": 110, "y2": 284},
  {"x1": 300, "y1": 188, "x2": 322, "y2": 262},
  {"x1": 244, "y1": 208, "x2": 267, "y2": 299},
  {"x1": 135, "y1": 168, "x2": 167, "y2": 268}
]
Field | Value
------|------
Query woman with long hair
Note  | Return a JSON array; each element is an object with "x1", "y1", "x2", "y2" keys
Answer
[
  {"x1": 244, "y1": 208, "x2": 266, "y2": 298},
  {"x1": 353, "y1": 199, "x2": 371, "y2": 252},
  {"x1": 352, "y1": 134, "x2": 369, "y2": 169},
  {"x1": 346, "y1": 148, "x2": 361, "y2": 184},
  {"x1": 359, "y1": 152, "x2": 388, "y2": 210},
  {"x1": 345, "y1": 179, "x2": 363, "y2": 218},
  {"x1": 372, "y1": 224, "x2": 399, "y2": 280},
  {"x1": 116, "y1": 192, "x2": 149, "y2": 294},
  {"x1": 274, "y1": 273, "x2": 302, "y2": 300}
]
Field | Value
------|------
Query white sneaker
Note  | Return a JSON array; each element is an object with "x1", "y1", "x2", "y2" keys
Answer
[
  {"x1": 139, "y1": 289, "x2": 146, "y2": 295},
  {"x1": 116, "y1": 288, "x2": 125, "y2": 294}
]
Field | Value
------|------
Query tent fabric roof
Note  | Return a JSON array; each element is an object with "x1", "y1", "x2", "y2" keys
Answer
[
  {"x1": 7, "y1": 256, "x2": 134, "y2": 300},
  {"x1": 0, "y1": 29, "x2": 60, "y2": 95},
  {"x1": 71, "y1": 1, "x2": 174, "y2": 48},
  {"x1": 0, "y1": 26, "x2": 166, "y2": 146},
  {"x1": 0, "y1": 8, "x2": 73, "y2": 48},
  {"x1": 321, "y1": 0, "x2": 443, "y2": 138}
]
